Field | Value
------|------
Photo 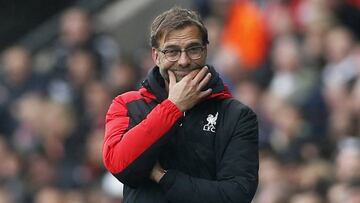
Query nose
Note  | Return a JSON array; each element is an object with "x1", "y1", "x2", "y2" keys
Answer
[{"x1": 177, "y1": 51, "x2": 190, "y2": 67}]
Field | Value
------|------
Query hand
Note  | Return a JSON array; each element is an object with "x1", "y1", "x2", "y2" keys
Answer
[
  {"x1": 150, "y1": 161, "x2": 166, "y2": 183},
  {"x1": 168, "y1": 66, "x2": 212, "y2": 112}
]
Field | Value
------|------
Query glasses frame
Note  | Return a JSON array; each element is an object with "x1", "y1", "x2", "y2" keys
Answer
[{"x1": 158, "y1": 45, "x2": 206, "y2": 62}]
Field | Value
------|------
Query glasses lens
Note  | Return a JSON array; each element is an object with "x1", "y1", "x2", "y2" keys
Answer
[
  {"x1": 162, "y1": 46, "x2": 204, "y2": 61},
  {"x1": 164, "y1": 50, "x2": 180, "y2": 61},
  {"x1": 187, "y1": 47, "x2": 203, "y2": 60}
]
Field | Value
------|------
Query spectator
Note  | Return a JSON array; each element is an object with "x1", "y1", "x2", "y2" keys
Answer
[
  {"x1": 105, "y1": 61, "x2": 140, "y2": 97},
  {"x1": 346, "y1": 179, "x2": 360, "y2": 203},
  {"x1": 221, "y1": 0, "x2": 268, "y2": 70},
  {"x1": 335, "y1": 138, "x2": 360, "y2": 182},
  {"x1": 289, "y1": 191, "x2": 323, "y2": 203},
  {"x1": 52, "y1": 7, "x2": 120, "y2": 78},
  {"x1": 269, "y1": 35, "x2": 317, "y2": 104},
  {"x1": 327, "y1": 182, "x2": 347, "y2": 203},
  {"x1": 34, "y1": 186, "x2": 63, "y2": 203},
  {"x1": 0, "y1": 46, "x2": 45, "y2": 106},
  {"x1": 0, "y1": 187, "x2": 14, "y2": 203}
]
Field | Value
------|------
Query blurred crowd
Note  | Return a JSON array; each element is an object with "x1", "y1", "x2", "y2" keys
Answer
[{"x1": 0, "y1": 0, "x2": 360, "y2": 202}]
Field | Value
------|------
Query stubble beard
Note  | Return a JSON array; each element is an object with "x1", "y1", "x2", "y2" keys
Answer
[{"x1": 161, "y1": 63, "x2": 203, "y2": 83}]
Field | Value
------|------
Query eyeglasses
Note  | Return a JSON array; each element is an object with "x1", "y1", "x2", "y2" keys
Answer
[{"x1": 158, "y1": 46, "x2": 205, "y2": 62}]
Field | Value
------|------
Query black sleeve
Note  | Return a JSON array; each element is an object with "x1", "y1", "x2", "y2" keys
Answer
[{"x1": 158, "y1": 105, "x2": 259, "y2": 203}]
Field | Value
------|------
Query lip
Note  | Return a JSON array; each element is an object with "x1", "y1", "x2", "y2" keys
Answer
[{"x1": 173, "y1": 70, "x2": 191, "y2": 77}]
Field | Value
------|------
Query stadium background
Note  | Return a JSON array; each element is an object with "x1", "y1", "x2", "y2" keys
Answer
[{"x1": 0, "y1": 0, "x2": 360, "y2": 202}]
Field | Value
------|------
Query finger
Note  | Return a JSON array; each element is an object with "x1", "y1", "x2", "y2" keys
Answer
[
  {"x1": 182, "y1": 69, "x2": 200, "y2": 82},
  {"x1": 168, "y1": 70, "x2": 176, "y2": 87},
  {"x1": 197, "y1": 72, "x2": 212, "y2": 91},
  {"x1": 193, "y1": 66, "x2": 209, "y2": 83},
  {"x1": 198, "y1": 88, "x2": 212, "y2": 99}
]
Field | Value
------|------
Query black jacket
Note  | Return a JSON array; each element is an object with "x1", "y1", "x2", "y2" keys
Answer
[{"x1": 103, "y1": 66, "x2": 259, "y2": 203}]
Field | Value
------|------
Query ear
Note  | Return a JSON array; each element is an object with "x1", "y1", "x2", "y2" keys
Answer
[
  {"x1": 151, "y1": 48, "x2": 160, "y2": 65},
  {"x1": 203, "y1": 46, "x2": 208, "y2": 58}
]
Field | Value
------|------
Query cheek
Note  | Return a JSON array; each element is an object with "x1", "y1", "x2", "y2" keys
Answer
[
  {"x1": 158, "y1": 56, "x2": 174, "y2": 71},
  {"x1": 156, "y1": 54, "x2": 167, "y2": 66},
  {"x1": 191, "y1": 58, "x2": 206, "y2": 69},
  {"x1": 158, "y1": 58, "x2": 171, "y2": 79},
  {"x1": 159, "y1": 67, "x2": 169, "y2": 81},
  {"x1": 159, "y1": 60, "x2": 180, "y2": 82}
]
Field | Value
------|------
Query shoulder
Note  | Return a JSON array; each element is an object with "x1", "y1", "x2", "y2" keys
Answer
[
  {"x1": 220, "y1": 98, "x2": 256, "y2": 118},
  {"x1": 114, "y1": 87, "x2": 155, "y2": 104},
  {"x1": 218, "y1": 99, "x2": 258, "y2": 142},
  {"x1": 218, "y1": 98, "x2": 258, "y2": 133},
  {"x1": 107, "y1": 90, "x2": 145, "y2": 117},
  {"x1": 110, "y1": 88, "x2": 156, "y2": 111},
  {"x1": 115, "y1": 91, "x2": 143, "y2": 103}
]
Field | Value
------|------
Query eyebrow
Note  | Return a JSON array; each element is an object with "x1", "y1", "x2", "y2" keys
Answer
[{"x1": 163, "y1": 42, "x2": 203, "y2": 50}]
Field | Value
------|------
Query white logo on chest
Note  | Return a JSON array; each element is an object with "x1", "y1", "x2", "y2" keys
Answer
[{"x1": 203, "y1": 112, "x2": 218, "y2": 132}]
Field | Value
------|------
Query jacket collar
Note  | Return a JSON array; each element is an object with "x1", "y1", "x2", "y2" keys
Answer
[{"x1": 141, "y1": 65, "x2": 232, "y2": 102}]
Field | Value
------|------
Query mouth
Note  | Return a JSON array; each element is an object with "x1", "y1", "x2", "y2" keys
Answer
[
  {"x1": 167, "y1": 64, "x2": 203, "y2": 81},
  {"x1": 173, "y1": 70, "x2": 192, "y2": 77}
]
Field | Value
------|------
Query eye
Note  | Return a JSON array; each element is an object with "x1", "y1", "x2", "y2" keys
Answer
[
  {"x1": 164, "y1": 49, "x2": 180, "y2": 57},
  {"x1": 187, "y1": 46, "x2": 202, "y2": 54}
]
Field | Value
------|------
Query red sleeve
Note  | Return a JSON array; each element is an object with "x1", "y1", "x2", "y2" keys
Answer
[{"x1": 103, "y1": 95, "x2": 182, "y2": 174}]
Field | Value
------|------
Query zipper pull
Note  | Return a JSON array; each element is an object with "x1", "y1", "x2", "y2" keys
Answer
[{"x1": 179, "y1": 111, "x2": 186, "y2": 127}]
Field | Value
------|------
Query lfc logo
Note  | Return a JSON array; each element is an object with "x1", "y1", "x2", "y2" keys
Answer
[{"x1": 203, "y1": 112, "x2": 218, "y2": 132}]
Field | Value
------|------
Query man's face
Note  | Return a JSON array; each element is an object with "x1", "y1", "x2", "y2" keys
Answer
[{"x1": 152, "y1": 25, "x2": 207, "y2": 82}]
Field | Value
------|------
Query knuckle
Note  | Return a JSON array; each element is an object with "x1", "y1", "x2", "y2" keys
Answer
[{"x1": 189, "y1": 80, "x2": 197, "y2": 87}]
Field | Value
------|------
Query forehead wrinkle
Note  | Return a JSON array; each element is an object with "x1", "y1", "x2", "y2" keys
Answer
[
  {"x1": 163, "y1": 41, "x2": 203, "y2": 50},
  {"x1": 160, "y1": 25, "x2": 202, "y2": 48}
]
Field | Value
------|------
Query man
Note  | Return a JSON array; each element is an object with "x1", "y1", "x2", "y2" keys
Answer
[{"x1": 103, "y1": 7, "x2": 259, "y2": 203}]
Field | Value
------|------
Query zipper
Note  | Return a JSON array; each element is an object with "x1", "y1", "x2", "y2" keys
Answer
[{"x1": 179, "y1": 111, "x2": 186, "y2": 127}]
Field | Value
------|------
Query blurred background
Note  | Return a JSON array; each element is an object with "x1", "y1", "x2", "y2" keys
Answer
[{"x1": 0, "y1": 0, "x2": 360, "y2": 202}]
